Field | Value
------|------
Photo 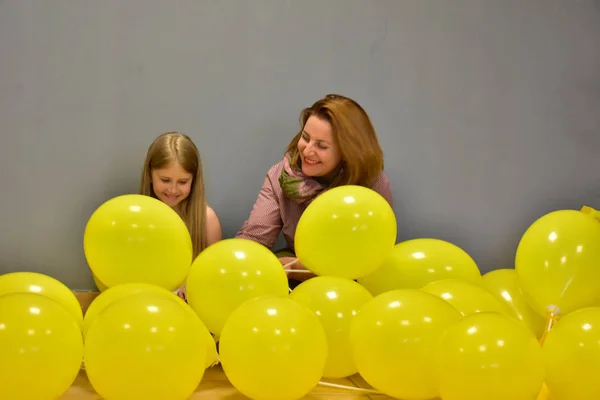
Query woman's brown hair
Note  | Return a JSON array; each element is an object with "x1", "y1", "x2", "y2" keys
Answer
[
  {"x1": 286, "y1": 94, "x2": 384, "y2": 188},
  {"x1": 139, "y1": 132, "x2": 207, "y2": 258}
]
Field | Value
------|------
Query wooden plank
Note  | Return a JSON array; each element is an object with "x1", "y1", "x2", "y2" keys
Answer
[{"x1": 75, "y1": 291, "x2": 99, "y2": 315}]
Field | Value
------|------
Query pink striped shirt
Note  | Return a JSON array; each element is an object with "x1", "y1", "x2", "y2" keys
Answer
[{"x1": 236, "y1": 158, "x2": 393, "y2": 251}]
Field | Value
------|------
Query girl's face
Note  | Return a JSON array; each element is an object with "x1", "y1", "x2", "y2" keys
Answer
[
  {"x1": 150, "y1": 162, "x2": 193, "y2": 208},
  {"x1": 297, "y1": 116, "x2": 342, "y2": 178}
]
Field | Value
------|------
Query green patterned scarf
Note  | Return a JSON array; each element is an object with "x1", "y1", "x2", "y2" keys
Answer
[{"x1": 278, "y1": 153, "x2": 328, "y2": 202}]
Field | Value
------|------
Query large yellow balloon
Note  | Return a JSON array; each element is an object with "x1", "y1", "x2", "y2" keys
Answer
[
  {"x1": 186, "y1": 238, "x2": 289, "y2": 336},
  {"x1": 295, "y1": 185, "x2": 397, "y2": 280},
  {"x1": 543, "y1": 307, "x2": 600, "y2": 400},
  {"x1": 0, "y1": 292, "x2": 83, "y2": 400},
  {"x1": 84, "y1": 282, "x2": 178, "y2": 336},
  {"x1": 82, "y1": 282, "x2": 218, "y2": 369},
  {"x1": 84, "y1": 292, "x2": 207, "y2": 400},
  {"x1": 435, "y1": 312, "x2": 544, "y2": 400},
  {"x1": 515, "y1": 210, "x2": 600, "y2": 317},
  {"x1": 0, "y1": 271, "x2": 83, "y2": 328},
  {"x1": 83, "y1": 194, "x2": 193, "y2": 291},
  {"x1": 359, "y1": 238, "x2": 482, "y2": 296},
  {"x1": 289, "y1": 276, "x2": 373, "y2": 378},
  {"x1": 219, "y1": 296, "x2": 328, "y2": 400},
  {"x1": 482, "y1": 269, "x2": 546, "y2": 338},
  {"x1": 421, "y1": 278, "x2": 512, "y2": 317},
  {"x1": 350, "y1": 289, "x2": 462, "y2": 399}
]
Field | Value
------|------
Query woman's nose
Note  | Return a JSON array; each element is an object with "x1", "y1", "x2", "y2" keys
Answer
[{"x1": 303, "y1": 142, "x2": 315, "y2": 156}]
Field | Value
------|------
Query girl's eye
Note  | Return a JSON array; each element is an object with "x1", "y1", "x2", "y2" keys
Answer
[
  {"x1": 178, "y1": 181, "x2": 189, "y2": 185},
  {"x1": 161, "y1": 179, "x2": 170, "y2": 183},
  {"x1": 318, "y1": 143, "x2": 328, "y2": 150}
]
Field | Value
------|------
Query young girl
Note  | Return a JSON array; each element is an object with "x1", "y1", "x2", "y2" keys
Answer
[
  {"x1": 235, "y1": 94, "x2": 393, "y2": 288},
  {"x1": 94, "y1": 132, "x2": 222, "y2": 298}
]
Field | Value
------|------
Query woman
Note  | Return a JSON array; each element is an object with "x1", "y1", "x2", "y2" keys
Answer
[{"x1": 236, "y1": 94, "x2": 393, "y2": 287}]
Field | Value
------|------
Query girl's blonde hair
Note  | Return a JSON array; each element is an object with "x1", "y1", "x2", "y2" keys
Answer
[
  {"x1": 286, "y1": 94, "x2": 384, "y2": 188},
  {"x1": 139, "y1": 132, "x2": 207, "y2": 259}
]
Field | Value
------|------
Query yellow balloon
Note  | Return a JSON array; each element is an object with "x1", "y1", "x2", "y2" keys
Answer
[
  {"x1": 219, "y1": 296, "x2": 328, "y2": 400},
  {"x1": 186, "y1": 238, "x2": 289, "y2": 336},
  {"x1": 92, "y1": 274, "x2": 108, "y2": 292},
  {"x1": 543, "y1": 307, "x2": 600, "y2": 400},
  {"x1": 289, "y1": 276, "x2": 373, "y2": 378},
  {"x1": 359, "y1": 238, "x2": 482, "y2": 296},
  {"x1": 295, "y1": 185, "x2": 397, "y2": 280},
  {"x1": 435, "y1": 312, "x2": 544, "y2": 400},
  {"x1": 482, "y1": 269, "x2": 546, "y2": 338},
  {"x1": 350, "y1": 289, "x2": 462, "y2": 399},
  {"x1": 83, "y1": 282, "x2": 218, "y2": 369},
  {"x1": 0, "y1": 271, "x2": 83, "y2": 328},
  {"x1": 422, "y1": 278, "x2": 512, "y2": 317},
  {"x1": 0, "y1": 292, "x2": 83, "y2": 400},
  {"x1": 84, "y1": 292, "x2": 207, "y2": 400},
  {"x1": 84, "y1": 282, "x2": 172, "y2": 336},
  {"x1": 83, "y1": 194, "x2": 193, "y2": 291},
  {"x1": 515, "y1": 210, "x2": 600, "y2": 317}
]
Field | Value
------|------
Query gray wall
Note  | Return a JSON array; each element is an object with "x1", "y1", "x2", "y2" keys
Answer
[{"x1": 1, "y1": 0, "x2": 599, "y2": 290}]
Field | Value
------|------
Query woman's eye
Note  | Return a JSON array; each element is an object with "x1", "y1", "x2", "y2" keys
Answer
[
  {"x1": 161, "y1": 179, "x2": 170, "y2": 183},
  {"x1": 318, "y1": 143, "x2": 328, "y2": 150}
]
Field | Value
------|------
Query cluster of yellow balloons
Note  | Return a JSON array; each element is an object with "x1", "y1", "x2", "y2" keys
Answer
[
  {"x1": 79, "y1": 187, "x2": 400, "y2": 399},
  {"x1": 339, "y1": 207, "x2": 600, "y2": 400},
  {"x1": 0, "y1": 269, "x2": 221, "y2": 400},
  {"x1": 131, "y1": 185, "x2": 391, "y2": 399},
  {"x1": 213, "y1": 191, "x2": 595, "y2": 400},
  {"x1": 4, "y1": 187, "x2": 598, "y2": 400},
  {"x1": 346, "y1": 270, "x2": 549, "y2": 400},
  {"x1": 81, "y1": 194, "x2": 262, "y2": 399},
  {"x1": 186, "y1": 185, "x2": 598, "y2": 400}
]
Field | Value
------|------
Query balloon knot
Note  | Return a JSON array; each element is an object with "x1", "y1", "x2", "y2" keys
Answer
[{"x1": 546, "y1": 304, "x2": 560, "y2": 315}]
